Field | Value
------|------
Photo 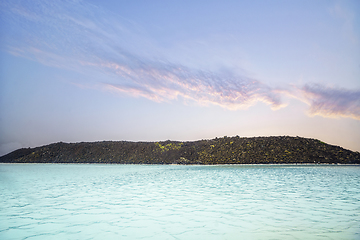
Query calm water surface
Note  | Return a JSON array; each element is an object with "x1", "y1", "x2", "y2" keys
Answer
[{"x1": 0, "y1": 164, "x2": 359, "y2": 240}]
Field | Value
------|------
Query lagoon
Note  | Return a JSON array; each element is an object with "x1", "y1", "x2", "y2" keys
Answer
[{"x1": 0, "y1": 164, "x2": 359, "y2": 239}]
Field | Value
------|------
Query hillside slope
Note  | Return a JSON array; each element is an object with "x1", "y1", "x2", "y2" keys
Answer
[{"x1": 1, "y1": 136, "x2": 359, "y2": 164}]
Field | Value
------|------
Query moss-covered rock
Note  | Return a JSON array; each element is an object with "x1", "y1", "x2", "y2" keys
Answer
[{"x1": 1, "y1": 136, "x2": 359, "y2": 164}]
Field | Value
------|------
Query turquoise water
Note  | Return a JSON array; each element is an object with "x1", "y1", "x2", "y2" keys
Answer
[{"x1": 0, "y1": 164, "x2": 359, "y2": 240}]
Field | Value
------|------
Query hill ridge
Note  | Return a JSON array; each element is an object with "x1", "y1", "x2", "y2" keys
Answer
[{"x1": 1, "y1": 136, "x2": 359, "y2": 164}]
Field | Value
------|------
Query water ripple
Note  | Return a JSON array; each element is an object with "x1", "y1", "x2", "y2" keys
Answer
[{"x1": 0, "y1": 164, "x2": 359, "y2": 240}]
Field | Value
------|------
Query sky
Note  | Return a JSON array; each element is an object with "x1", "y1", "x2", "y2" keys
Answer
[{"x1": 0, "y1": 0, "x2": 359, "y2": 156}]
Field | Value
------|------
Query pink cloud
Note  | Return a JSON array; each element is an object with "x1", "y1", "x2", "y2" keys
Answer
[
  {"x1": 2, "y1": 0, "x2": 359, "y2": 121},
  {"x1": 100, "y1": 60, "x2": 285, "y2": 110},
  {"x1": 299, "y1": 84, "x2": 360, "y2": 120}
]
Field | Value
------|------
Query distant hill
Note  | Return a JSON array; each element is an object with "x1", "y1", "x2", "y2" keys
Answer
[{"x1": 1, "y1": 136, "x2": 359, "y2": 164}]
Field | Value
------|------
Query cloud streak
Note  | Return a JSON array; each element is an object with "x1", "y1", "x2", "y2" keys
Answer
[
  {"x1": 100, "y1": 60, "x2": 285, "y2": 110},
  {"x1": 1, "y1": 0, "x2": 359, "y2": 120},
  {"x1": 298, "y1": 84, "x2": 360, "y2": 120},
  {"x1": 1, "y1": 0, "x2": 284, "y2": 110}
]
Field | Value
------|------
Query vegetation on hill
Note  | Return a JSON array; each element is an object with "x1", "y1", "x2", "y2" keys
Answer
[{"x1": 1, "y1": 136, "x2": 359, "y2": 164}]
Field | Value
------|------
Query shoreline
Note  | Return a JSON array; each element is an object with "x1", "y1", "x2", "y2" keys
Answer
[{"x1": 1, "y1": 162, "x2": 359, "y2": 166}]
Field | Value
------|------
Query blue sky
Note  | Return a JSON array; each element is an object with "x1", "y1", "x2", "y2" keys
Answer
[{"x1": 0, "y1": 0, "x2": 359, "y2": 155}]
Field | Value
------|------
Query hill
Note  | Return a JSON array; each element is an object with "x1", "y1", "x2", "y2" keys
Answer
[{"x1": 0, "y1": 136, "x2": 359, "y2": 164}]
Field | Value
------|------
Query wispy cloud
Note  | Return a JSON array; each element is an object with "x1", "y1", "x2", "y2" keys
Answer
[
  {"x1": 297, "y1": 84, "x2": 360, "y2": 120},
  {"x1": 0, "y1": 0, "x2": 284, "y2": 110},
  {"x1": 1, "y1": 0, "x2": 359, "y2": 120},
  {"x1": 99, "y1": 60, "x2": 285, "y2": 109}
]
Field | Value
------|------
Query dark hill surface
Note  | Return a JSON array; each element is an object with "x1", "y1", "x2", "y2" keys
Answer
[{"x1": 1, "y1": 136, "x2": 359, "y2": 164}]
